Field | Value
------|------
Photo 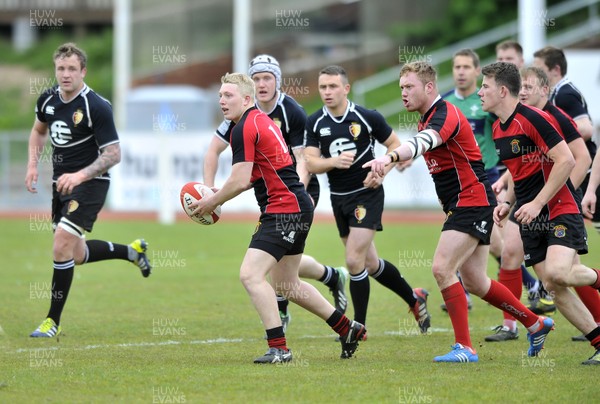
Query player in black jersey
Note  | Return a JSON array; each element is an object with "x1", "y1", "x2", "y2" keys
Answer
[
  {"x1": 203, "y1": 55, "x2": 348, "y2": 331},
  {"x1": 304, "y1": 65, "x2": 431, "y2": 335},
  {"x1": 25, "y1": 43, "x2": 151, "y2": 338},
  {"x1": 534, "y1": 46, "x2": 600, "y2": 342}
]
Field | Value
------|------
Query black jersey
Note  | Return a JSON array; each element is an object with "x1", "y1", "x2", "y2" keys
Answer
[
  {"x1": 304, "y1": 101, "x2": 393, "y2": 195},
  {"x1": 549, "y1": 77, "x2": 596, "y2": 159},
  {"x1": 35, "y1": 84, "x2": 119, "y2": 181},
  {"x1": 215, "y1": 92, "x2": 307, "y2": 164}
]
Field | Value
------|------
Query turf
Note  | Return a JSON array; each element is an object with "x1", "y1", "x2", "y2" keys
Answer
[{"x1": 0, "y1": 215, "x2": 598, "y2": 403}]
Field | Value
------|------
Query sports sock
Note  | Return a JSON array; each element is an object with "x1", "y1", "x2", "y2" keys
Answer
[
  {"x1": 46, "y1": 259, "x2": 75, "y2": 325},
  {"x1": 84, "y1": 240, "x2": 131, "y2": 263},
  {"x1": 371, "y1": 259, "x2": 417, "y2": 307},
  {"x1": 441, "y1": 282, "x2": 472, "y2": 349},
  {"x1": 498, "y1": 268, "x2": 522, "y2": 322},
  {"x1": 520, "y1": 264, "x2": 537, "y2": 291},
  {"x1": 277, "y1": 295, "x2": 289, "y2": 316},
  {"x1": 349, "y1": 269, "x2": 370, "y2": 325},
  {"x1": 319, "y1": 265, "x2": 340, "y2": 289},
  {"x1": 326, "y1": 310, "x2": 350, "y2": 336},
  {"x1": 482, "y1": 279, "x2": 537, "y2": 329},
  {"x1": 538, "y1": 283, "x2": 552, "y2": 300},
  {"x1": 265, "y1": 326, "x2": 287, "y2": 351},
  {"x1": 585, "y1": 326, "x2": 600, "y2": 350},
  {"x1": 574, "y1": 286, "x2": 600, "y2": 323}
]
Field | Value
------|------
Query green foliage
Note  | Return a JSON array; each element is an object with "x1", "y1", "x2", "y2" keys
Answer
[
  {"x1": 1, "y1": 217, "x2": 599, "y2": 402},
  {"x1": 0, "y1": 29, "x2": 113, "y2": 130}
]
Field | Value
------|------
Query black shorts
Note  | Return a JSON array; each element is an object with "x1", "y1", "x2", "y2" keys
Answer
[
  {"x1": 520, "y1": 213, "x2": 588, "y2": 267},
  {"x1": 330, "y1": 187, "x2": 384, "y2": 238},
  {"x1": 579, "y1": 174, "x2": 600, "y2": 222},
  {"x1": 249, "y1": 211, "x2": 313, "y2": 261},
  {"x1": 306, "y1": 175, "x2": 321, "y2": 207},
  {"x1": 442, "y1": 206, "x2": 494, "y2": 245},
  {"x1": 52, "y1": 179, "x2": 109, "y2": 232}
]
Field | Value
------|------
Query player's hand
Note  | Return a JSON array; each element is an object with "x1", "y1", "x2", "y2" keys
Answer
[
  {"x1": 514, "y1": 201, "x2": 543, "y2": 225},
  {"x1": 189, "y1": 194, "x2": 219, "y2": 217},
  {"x1": 491, "y1": 177, "x2": 506, "y2": 195},
  {"x1": 581, "y1": 191, "x2": 596, "y2": 219},
  {"x1": 362, "y1": 155, "x2": 392, "y2": 177},
  {"x1": 25, "y1": 167, "x2": 39, "y2": 194},
  {"x1": 363, "y1": 171, "x2": 383, "y2": 188},
  {"x1": 335, "y1": 151, "x2": 356, "y2": 169},
  {"x1": 56, "y1": 172, "x2": 86, "y2": 195},
  {"x1": 493, "y1": 202, "x2": 510, "y2": 227}
]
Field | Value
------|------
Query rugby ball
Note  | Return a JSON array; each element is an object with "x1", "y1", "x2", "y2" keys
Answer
[{"x1": 179, "y1": 182, "x2": 221, "y2": 225}]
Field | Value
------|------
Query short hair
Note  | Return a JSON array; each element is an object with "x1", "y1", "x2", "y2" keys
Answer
[
  {"x1": 221, "y1": 72, "x2": 255, "y2": 98},
  {"x1": 481, "y1": 62, "x2": 521, "y2": 97},
  {"x1": 520, "y1": 66, "x2": 549, "y2": 89},
  {"x1": 319, "y1": 65, "x2": 349, "y2": 84},
  {"x1": 399, "y1": 61, "x2": 437, "y2": 85},
  {"x1": 53, "y1": 42, "x2": 87, "y2": 69},
  {"x1": 533, "y1": 46, "x2": 567, "y2": 76},
  {"x1": 453, "y1": 48, "x2": 480, "y2": 68},
  {"x1": 495, "y1": 40, "x2": 523, "y2": 57}
]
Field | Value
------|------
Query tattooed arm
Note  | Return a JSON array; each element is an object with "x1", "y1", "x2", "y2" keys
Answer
[{"x1": 55, "y1": 143, "x2": 121, "y2": 195}]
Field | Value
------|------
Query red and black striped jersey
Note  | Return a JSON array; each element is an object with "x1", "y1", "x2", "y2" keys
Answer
[
  {"x1": 419, "y1": 97, "x2": 495, "y2": 211},
  {"x1": 492, "y1": 103, "x2": 580, "y2": 218},
  {"x1": 230, "y1": 107, "x2": 312, "y2": 214}
]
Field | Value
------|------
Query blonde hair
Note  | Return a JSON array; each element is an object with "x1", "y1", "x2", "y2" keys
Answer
[
  {"x1": 400, "y1": 61, "x2": 437, "y2": 85},
  {"x1": 221, "y1": 72, "x2": 255, "y2": 98}
]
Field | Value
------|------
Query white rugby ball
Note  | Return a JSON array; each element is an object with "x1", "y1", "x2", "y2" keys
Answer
[{"x1": 179, "y1": 182, "x2": 221, "y2": 225}]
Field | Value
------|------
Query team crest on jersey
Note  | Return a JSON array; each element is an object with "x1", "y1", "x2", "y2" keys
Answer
[
  {"x1": 349, "y1": 122, "x2": 361, "y2": 140},
  {"x1": 354, "y1": 205, "x2": 366, "y2": 223},
  {"x1": 67, "y1": 200, "x2": 79, "y2": 214},
  {"x1": 510, "y1": 139, "x2": 520, "y2": 154},
  {"x1": 73, "y1": 109, "x2": 83, "y2": 126},
  {"x1": 554, "y1": 224, "x2": 567, "y2": 238},
  {"x1": 272, "y1": 117, "x2": 282, "y2": 129}
]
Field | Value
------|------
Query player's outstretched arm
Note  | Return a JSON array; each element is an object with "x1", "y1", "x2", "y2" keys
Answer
[
  {"x1": 25, "y1": 118, "x2": 48, "y2": 193},
  {"x1": 203, "y1": 136, "x2": 229, "y2": 187}
]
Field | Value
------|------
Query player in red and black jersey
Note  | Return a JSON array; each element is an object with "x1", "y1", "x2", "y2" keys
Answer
[
  {"x1": 480, "y1": 61, "x2": 600, "y2": 365},
  {"x1": 203, "y1": 55, "x2": 349, "y2": 333},
  {"x1": 365, "y1": 61, "x2": 551, "y2": 363},
  {"x1": 305, "y1": 65, "x2": 431, "y2": 337},
  {"x1": 192, "y1": 73, "x2": 364, "y2": 363},
  {"x1": 25, "y1": 43, "x2": 152, "y2": 339}
]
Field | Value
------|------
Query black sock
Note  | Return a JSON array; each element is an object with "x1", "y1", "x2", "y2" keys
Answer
[
  {"x1": 265, "y1": 326, "x2": 287, "y2": 350},
  {"x1": 586, "y1": 326, "x2": 600, "y2": 350},
  {"x1": 277, "y1": 295, "x2": 289, "y2": 315},
  {"x1": 319, "y1": 266, "x2": 339, "y2": 289},
  {"x1": 371, "y1": 259, "x2": 417, "y2": 307},
  {"x1": 349, "y1": 269, "x2": 370, "y2": 324},
  {"x1": 326, "y1": 310, "x2": 350, "y2": 336},
  {"x1": 85, "y1": 240, "x2": 131, "y2": 263},
  {"x1": 538, "y1": 283, "x2": 551, "y2": 300},
  {"x1": 47, "y1": 260, "x2": 75, "y2": 325}
]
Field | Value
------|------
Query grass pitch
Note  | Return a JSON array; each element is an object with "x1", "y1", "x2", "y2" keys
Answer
[{"x1": 0, "y1": 214, "x2": 598, "y2": 403}]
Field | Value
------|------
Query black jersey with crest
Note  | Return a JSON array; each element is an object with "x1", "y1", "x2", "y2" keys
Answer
[
  {"x1": 35, "y1": 84, "x2": 119, "y2": 181},
  {"x1": 304, "y1": 101, "x2": 392, "y2": 195}
]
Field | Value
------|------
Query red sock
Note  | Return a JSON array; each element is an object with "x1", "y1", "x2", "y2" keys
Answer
[
  {"x1": 498, "y1": 268, "x2": 523, "y2": 321},
  {"x1": 441, "y1": 282, "x2": 471, "y2": 348},
  {"x1": 483, "y1": 279, "x2": 538, "y2": 328},
  {"x1": 575, "y1": 286, "x2": 600, "y2": 323},
  {"x1": 591, "y1": 268, "x2": 600, "y2": 290}
]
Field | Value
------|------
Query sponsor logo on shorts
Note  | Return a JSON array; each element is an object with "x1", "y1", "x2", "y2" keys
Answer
[
  {"x1": 553, "y1": 224, "x2": 566, "y2": 238},
  {"x1": 475, "y1": 220, "x2": 488, "y2": 234},
  {"x1": 283, "y1": 230, "x2": 296, "y2": 243},
  {"x1": 354, "y1": 205, "x2": 366, "y2": 223},
  {"x1": 253, "y1": 221, "x2": 261, "y2": 235},
  {"x1": 67, "y1": 200, "x2": 79, "y2": 213}
]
